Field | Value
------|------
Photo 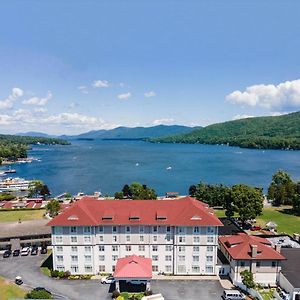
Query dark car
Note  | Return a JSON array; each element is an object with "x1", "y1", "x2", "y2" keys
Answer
[
  {"x1": 31, "y1": 247, "x2": 38, "y2": 255},
  {"x1": 33, "y1": 287, "x2": 52, "y2": 295},
  {"x1": 40, "y1": 246, "x2": 47, "y2": 254},
  {"x1": 13, "y1": 249, "x2": 20, "y2": 257},
  {"x1": 3, "y1": 250, "x2": 11, "y2": 258}
]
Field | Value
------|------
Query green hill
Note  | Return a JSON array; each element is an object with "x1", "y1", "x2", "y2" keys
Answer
[{"x1": 150, "y1": 111, "x2": 300, "y2": 150}]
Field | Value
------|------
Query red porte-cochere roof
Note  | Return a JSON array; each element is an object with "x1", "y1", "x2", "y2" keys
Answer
[
  {"x1": 114, "y1": 255, "x2": 152, "y2": 279},
  {"x1": 219, "y1": 233, "x2": 285, "y2": 260},
  {"x1": 47, "y1": 196, "x2": 223, "y2": 227}
]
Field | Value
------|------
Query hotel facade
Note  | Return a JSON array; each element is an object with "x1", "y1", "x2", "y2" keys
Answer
[{"x1": 47, "y1": 196, "x2": 223, "y2": 275}]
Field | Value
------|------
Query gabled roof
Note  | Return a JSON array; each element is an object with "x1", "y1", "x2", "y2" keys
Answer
[
  {"x1": 47, "y1": 196, "x2": 223, "y2": 227},
  {"x1": 114, "y1": 255, "x2": 152, "y2": 279},
  {"x1": 219, "y1": 233, "x2": 285, "y2": 260}
]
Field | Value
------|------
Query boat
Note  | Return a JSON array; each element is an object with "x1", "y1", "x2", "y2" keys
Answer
[
  {"x1": 0, "y1": 177, "x2": 31, "y2": 192},
  {"x1": 4, "y1": 167, "x2": 16, "y2": 174},
  {"x1": 166, "y1": 166, "x2": 172, "y2": 170},
  {"x1": 135, "y1": 163, "x2": 139, "y2": 166}
]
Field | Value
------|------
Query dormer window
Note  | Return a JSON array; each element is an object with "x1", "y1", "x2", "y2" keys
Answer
[
  {"x1": 68, "y1": 215, "x2": 79, "y2": 221},
  {"x1": 102, "y1": 210, "x2": 114, "y2": 221},
  {"x1": 156, "y1": 210, "x2": 167, "y2": 220},
  {"x1": 129, "y1": 211, "x2": 140, "y2": 221}
]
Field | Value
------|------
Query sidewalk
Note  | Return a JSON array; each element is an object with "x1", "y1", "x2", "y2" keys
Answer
[{"x1": 152, "y1": 274, "x2": 219, "y2": 280}]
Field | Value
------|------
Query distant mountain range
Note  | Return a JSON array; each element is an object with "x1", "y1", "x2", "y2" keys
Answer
[
  {"x1": 150, "y1": 111, "x2": 300, "y2": 150},
  {"x1": 18, "y1": 125, "x2": 198, "y2": 140}
]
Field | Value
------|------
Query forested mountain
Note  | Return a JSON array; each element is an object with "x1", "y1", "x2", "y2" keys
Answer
[{"x1": 150, "y1": 111, "x2": 300, "y2": 150}]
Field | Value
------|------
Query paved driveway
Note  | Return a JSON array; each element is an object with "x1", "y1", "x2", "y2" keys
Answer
[{"x1": 0, "y1": 254, "x2": 223, "y2": 300}]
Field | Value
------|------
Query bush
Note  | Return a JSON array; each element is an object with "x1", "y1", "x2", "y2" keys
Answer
[
  {"x1": 144, "y1": 290, "x2": 153, "y2": 296},
  {"x1": 50, "y1": 270, "x2": 59, "y2": 277},
  {"x1": 25, "y1": 289, "x2": 53, "y2": 299},
  {"x1": 112, "y1": 290, "x2": 120, "y2": 299}
]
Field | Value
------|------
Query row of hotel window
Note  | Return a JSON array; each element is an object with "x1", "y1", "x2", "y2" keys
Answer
[
  {"x1": 54, "y1": 235, "x2": 215, "y2": 244},
  {"x1": 54, "y1": 226, "x2": 216, "y2": 235},
  {"x1": 55, "y1": 264, "x2": 214, "y2": 274},
  {"x1": 55, "y1": 245, "x2": 215, "y2": 253}
]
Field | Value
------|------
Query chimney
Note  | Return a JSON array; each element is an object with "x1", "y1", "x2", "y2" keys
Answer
[
  {"x1": 251, "y1": 244, "x2": 257, "y2": 258},
  {"x1": 275, "y1": 244, "x2": 281, "y2": 253}
]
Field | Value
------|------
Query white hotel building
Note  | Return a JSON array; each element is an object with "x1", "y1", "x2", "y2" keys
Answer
[{"x1": 47, "y1": 196, "x2": 223, "y2": 275}]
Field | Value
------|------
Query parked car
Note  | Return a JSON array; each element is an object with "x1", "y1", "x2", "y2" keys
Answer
[
  {"x1": 101, "y1": 276, "x2": 115, "y2": 284},
  {"x1": 13, "y1": 249, "x2": 20, "y2": 257},
  {"x1": 223, "y1": 290, "x2": 246, "y2": 300},
  {"x1": 31, "y1": 247, "x2": 38, "y2": 255},
  {"x1": 40, "y1": 246, "x2": 47, "y2": 254},
  {"x1": 250, "y1": 226, "x2": 262, "y2": 231},
  {"x1": 33, "y1": 287, "x2": 52, "y2": 295},
  {"x1": 20, "y1": 247, "x2": 30, "y2": 256},
  {"x1": 15, "y1": 276, "x2": 23, "y2": 285},
  {"x1": 3, "y1": 250, "x2": 11, "y2": 258}
]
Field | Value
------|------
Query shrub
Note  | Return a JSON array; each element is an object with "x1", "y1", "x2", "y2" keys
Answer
[
  {"x1": 25, "y1": 289, "x2": 53, "y2": 299},
  {"x1": 112, "y1": 290, "x2": 120, "y2": 299},
  {"x1": 51, "y1": 270, "x2": 59, "y2": 277},
  {"x1": 144, "y1": 290, "x2": 153, "y2": 296}
]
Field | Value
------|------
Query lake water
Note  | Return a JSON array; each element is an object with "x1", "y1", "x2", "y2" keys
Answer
[{"x1": 2, "y1": 140, "x2": 300, "y2": 196}]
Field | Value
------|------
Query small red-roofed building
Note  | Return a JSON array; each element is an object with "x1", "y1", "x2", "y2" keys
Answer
[
  {"x1": 219, "y1": 233, "x2": 285, "y2": 286},
  {"x1": 47, "y1": 196, "x2": 223, "y2": 276}
]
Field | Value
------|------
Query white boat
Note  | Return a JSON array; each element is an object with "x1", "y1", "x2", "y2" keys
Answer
[
  {"x1": 0, "y1": 177, "x2": 31, "y2": 192},
  {"x1": 166, "y1": 166, "x2": 172, "y2": 170}
]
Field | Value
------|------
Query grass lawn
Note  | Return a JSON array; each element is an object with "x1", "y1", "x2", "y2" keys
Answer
[
  {"x1": 0, "y1": 276, "x2": 26, "y2": 300},
  {"x1": 40, "y1": 267, "x2": 51, "y2": 277},
  {"x1": 119, "y1": 292, "x2": 144, "y2": 300},
  {"x1": 258, "y1": 288, "x2": 275, "y2": 300},
  {"x1": 0, "y1": 209, "x2": 45, "y2": 222},
  {"x1": 213, "y1": 207, "x2": 300, "y2": 235}
]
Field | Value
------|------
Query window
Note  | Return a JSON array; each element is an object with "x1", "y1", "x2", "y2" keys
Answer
[
  {"x1": 55, "y1": 236, "x2": 63, "y2": 244},
  {"x1": 166, "y1": 226, "x2": 171, "y2": 233},
  {"x1": 139, "y1": 245, "x2": 145, "y2": 251},
  {"x1": 113, "y1": 235, "x2": 118, "y2": 242},
  {"x1": 272, "y1": 261, "x2": 277, "y2": 268},
  {"x1": 84, "y1": 226, "x2": 91, "y2": 233},
  {"x1": 71, "y1": 266, "x2": 79, "y2": 273},
  {"x1": 139, "y1": 235, "x2": 144, "y2": 242},
  {"x1": 99, "y1": 235, "x2": 104, "y2": 242},
  {"x1": 57, "y1": 265, "x2": 65, "y2": 272},
  {"x1": 84, "y1": 265, "x2": 92, "y2": 273},
  {"x1": 85, "y1": 246, "x2": 91, "y2": 253},
  {"x1": 112, "y1": 226, "x2": 117, "y2": 233},
  {"x1": 126, "y1": 245, "x2": 131, "y2": 252},
  {"x1": 71, "y1": 255, "x2": 78, "y2": 262},
  {"x1": 256, "y1": 261, "x2": 261, "y2": 268},
  {"x1": 126, "y1": 226, "x2": 131, "y2": 233},
  {"x1": 71, "y1": 236, "x2": 77, "y2": 243},
  {"x1": 193, "y1": 255, "x2": 199, "y2": 262},
  {"x1": 178, "y1": 255, "x2": 185, "y2": 262},
  {"x1": 205, "y1": 266, "x2": 213, "y2": 273},
  {"x1": 99, "y1": 255, "x2": 105, "y2": 261},
  {"x1": 56, "y1": 246, "x2": 63, "y2": 252},
  {"x1": 193, "y1": 226, "x2": 200, "y2": 234},
  {"x1": 179, "y1": 236, "x2": 185, "y2": 243},
  {"x1": 178, "y1": 227, "x2": 185, "y2": 234},
  {"x1": 55, "y1": 226, "x2": 63, "y2": 234},
  {"x1": 139, "y1": 226, "x2": 145, "y2": 233},
  {"x1": 56, "y1": 255, "x2": 63, "y2": 262},
  {"x1": 165, "y1": 265, "x2": 172, "y2": 273},
  {"x1": 206, "y1": 255, "x2": 213, "y2": 263},
  {"x1": 207, "y1": 246, "x2": 213, "y2": 252},
  {"x1": 193, "y1": 246, "x2": 199, "y2": 252},
  {"x1": 99, "y1": 265, "x2": 105, "y2": 272},
  {"x1": 207, "y1": 236, "x2": 214, "y2": 243},
  {"x1": 178, "y1": 265, "x2": 186, "y2": 273},
  {"x1": 166, "y1": 234, "x2": 171, "y2": 242},
  {"x1": 207, "y1": 226, "x2": 214, "y2": 234},
  {"x1": 99, "y1": 245, "x2": 105, "y2": 252},
  {"x1": 71, "y1": 246, "x2": 78, "y2": 253},
  {"x1": 84, "y1": 236, "x2": 91, "y2": 243},
  {"x1": 165, "y1": 255, "x2": 172, "y2": 261},
  {"x1": 99, "y1": 226, "x2": 103, "y2": 233},
  {"x1": 112, "y1": 245, "x2": 118, "y2": 252},
  {"x1": 112, "y1": 255, "x2": 118, "y2": 261},
  {"x1": 152, "y1": 245, "x2": 158, "y2": 252},
  {"x1": 152, "y1": 255, "x2": 158, "y2": 261},
  {"x1": 165, "y1": 245, "x2": 172, "y2": 251},
  {"x1": 152, "y1": 226, "x2": 158, "y2": 233},
  {"x1": 126, "y1": 235, "x2": 131, "y2": 242},
  {"x1": 240, "y1": 261, "x2": 245, "y2": 267},
  {"x1": 112, "y1": 265, "x2": 115, "y2": 272},
  {"x1": 193, "y1": 236, "x2": 200, "y2": 243},
  {"x1": 85, "y1": 255, "x2": 92, "y2": 262},
  {"x1": 192, "y1": 266, "x2": 200, "y2": 273},
  {"x1": 70, "y1": 226, "x2": 77, "y2": 233},
  {"x1": 153, "y1": 235, "x2": 158, "y2": 242},
  {"x1": 178, "y1": 246, "x2": 185, "y2": 252},
  {"x1": 152, "y1": 265, "x2": 158, "y2": 272}
]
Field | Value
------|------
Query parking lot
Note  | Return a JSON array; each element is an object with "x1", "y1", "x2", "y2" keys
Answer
[{"x1": 0, "y1": 254, "x2": 223, "y2": 300}]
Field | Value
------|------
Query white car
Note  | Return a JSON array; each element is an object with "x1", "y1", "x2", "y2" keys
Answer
[
  {"x1": 223, "y1": 290, "x2": 246, "y2": 300},
  {"x1": 20, "y1": 247, "x2": 30, "y2": 256},
  {"x1": 101, "y1": 276, "x2": 115, "y2": 284}
]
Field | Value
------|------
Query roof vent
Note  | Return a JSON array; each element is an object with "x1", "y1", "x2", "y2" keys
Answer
[
  {"x1": 191, "y1": 215, "x2": 202, "y2": 220},
  {"x1": 68, "y1": 215, "x2": 79, "y2": 220}
]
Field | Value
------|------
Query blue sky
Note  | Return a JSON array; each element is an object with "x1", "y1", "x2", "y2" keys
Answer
[{"x1": 1, "y1": 0, "x2": 300, "y2": 134}]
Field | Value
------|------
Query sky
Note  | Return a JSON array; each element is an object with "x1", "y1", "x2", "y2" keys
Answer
[{"x1": 1, "y1": 0, "x2": 300, "y2": 135}]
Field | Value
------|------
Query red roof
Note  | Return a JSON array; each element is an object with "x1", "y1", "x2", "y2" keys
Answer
[
  {"x1": 219, "y1": 233, "x2": 285, "y2": 260},
  {"x1": 47, "y1": 196, "x2": 223, "y2": 227},
  {"x1": 114, "y1": 255, "x2": 152, "y2": 279}
]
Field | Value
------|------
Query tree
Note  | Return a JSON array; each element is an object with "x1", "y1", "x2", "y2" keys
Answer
[
  {"x1": 122, "y1": 184, "x2": 131, "y2": 198},
  {"x1": 28, "y1": 180, "x2": 51, "y2": 199},
  {"x1": 115, "y1": 183, "x2": 157, "y2": 200},
  {"x1": 46, "y1": 200, "x2": 60, "y2": 217},
  {"x1": 229, "y1": 184, "x2": 263, "y2": 225},
  {"x1": 293, "y1": 181, "x2": 300, "y2": 215},
  {"x1": 268, "y1": 170, "x2": 295, "y2": 206},
  {"x1": 240, "y1": 270, "x2": 255, "y2": 289},
  {"x1": 114, "y1": 191, "x2": 124, "y2": 199},
  {"x1": 25, "y1": 289, "x2": 53, "y2": 299},
  {"x1": 188, "y1": 185, "x2": 197, "y2": 197}
]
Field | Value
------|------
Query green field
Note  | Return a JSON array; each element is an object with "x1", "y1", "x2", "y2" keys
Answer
[
  {"x1": 214, "y1": 207, "x2": 300, "y2": 235},
  {"x1": 0, "y1": 276, "x2": 26, "y2": 300},
  {"x1": 0, "y1": 209, "x2": 46, "y2": 222}
]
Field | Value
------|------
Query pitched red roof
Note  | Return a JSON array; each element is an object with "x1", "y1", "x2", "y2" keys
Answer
[
  {"x1": 219, "y1": 233, "x2": 285, "y2": 260},
  {"x1": 47, "y1": 196, "x2": 223, "y2": 227},
  {"x1": 114, "y1": 255, "x2": 152, "y2": 279}
]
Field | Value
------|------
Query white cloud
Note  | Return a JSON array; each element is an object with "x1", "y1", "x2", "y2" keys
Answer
[
  {"x1": 34, "y1": 107, "x2": 48, "y2": 113},
  {"x1": 226, "y1": 79, "x2": 300, "y2": 110},
  {"x1": 0, "y1": 87, "x2": 24, "y2": 110},
  {"x1": 152, "y1": 118, "x2": 175, "y2": 125},
  {"x1": 92, "y1": 80, "x2": 109, "y2": 88},
  {"x1": 22, "y1": 91, "x2": 52, "y2": 106},
  {"x1": 77, "y1": 85, "x2": 88, "y2": 94},
  {"x1": 144, "y1": 91, "x2": 156, "y2": 98},
  {"x1": 232, "y1": 114, "x2": 255, "y2": 120},
  {"x1": 118, "y1": 92, "x2": 131, "y2": 100},
  {"x1": 0, "y1": 114, "x2": 14, "y2": 125},
  {"x1": 68, "y1": 102, "x2": 79, "y2": 109}
]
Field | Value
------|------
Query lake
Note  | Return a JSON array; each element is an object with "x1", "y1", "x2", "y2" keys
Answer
[{"x1": 2, "y1": 140, "x2": 300, "y2": 196}]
